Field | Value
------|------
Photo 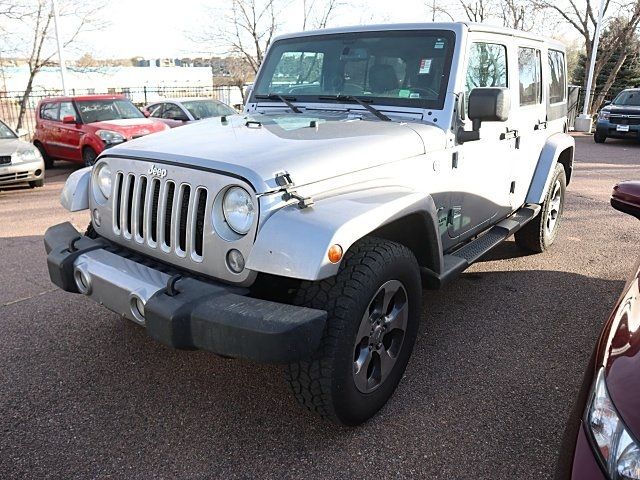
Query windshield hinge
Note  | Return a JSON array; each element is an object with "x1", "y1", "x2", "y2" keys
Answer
[{"x1": 275, "y1": 172, "x2": 314, "y2": 209}]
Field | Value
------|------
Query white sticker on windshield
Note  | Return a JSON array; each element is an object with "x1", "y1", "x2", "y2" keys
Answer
[{"x1": 419, "y1": 58, "x2": 432, "y2": 74}]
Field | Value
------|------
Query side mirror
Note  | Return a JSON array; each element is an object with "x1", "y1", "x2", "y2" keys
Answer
[
  {"x1": 604, "y1": 100, "x2": 611, "y2": 106},
  {"x1": 457, "y1": 87, "x2": 510, "y2": 143},
  {"x1": 16, "y1": 128, "x2": 28, "y2": 138},
  {"x1": 62, "y1": 115, "x2": 76, "y2": 124},
  {"x1": 611, "y1": 181, "x2": 640, "y2": 219}
]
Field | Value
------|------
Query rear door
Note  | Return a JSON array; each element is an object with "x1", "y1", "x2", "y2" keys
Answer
[
  {"x1": 38, "y1": 102, "x2": 60, "y2": 155},
  {"x1": 55, "y1": 101, "x2": 83, "y2": 161},
  {"x1": 509, "y1": 44, "x2": 548, "y2": 207}
]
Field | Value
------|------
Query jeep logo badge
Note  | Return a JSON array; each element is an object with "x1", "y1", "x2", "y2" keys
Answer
[{"x1": 148, "y1": 164, "x2": 167, "y2": 178}]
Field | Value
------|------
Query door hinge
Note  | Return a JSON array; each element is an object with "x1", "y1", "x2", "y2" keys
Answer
[
  {"x1": 452, "y1": 151, "x2": 459, "y2": 169},
  {"x1": 534, "y1": 121, "x2": 548, "y2": 130},
  {"x1": 510, "y1": 181, "x2": 516, "y2": 194}
]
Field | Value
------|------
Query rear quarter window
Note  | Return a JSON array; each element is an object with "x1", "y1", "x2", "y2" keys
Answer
[{"x1": 548, "y1": 49, "x2": 566, "y2": 104}]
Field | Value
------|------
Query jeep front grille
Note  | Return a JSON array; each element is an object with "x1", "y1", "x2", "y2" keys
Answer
[{"x1": 112, "y1": 172, "x2": 209, "y2": 261}]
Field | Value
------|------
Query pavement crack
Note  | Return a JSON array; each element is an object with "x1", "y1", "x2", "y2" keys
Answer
[{"x1": 1, "y1": 288, "x2": 57, "y2": 308}]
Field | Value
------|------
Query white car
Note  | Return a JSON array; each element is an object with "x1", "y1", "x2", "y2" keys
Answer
[
  {"x1": 0, "y1": 120, "x2": 45, "y2": 188},
  {"x1": 144, "y1": 98, "x2": 237, "y2": 128},
  {"x1": 46, "y1": 22, "x2": 573, "y2": 425}
]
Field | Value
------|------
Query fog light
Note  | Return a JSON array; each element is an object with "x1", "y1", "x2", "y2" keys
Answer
[
  {"x1": 130, "y1": 296, "x2": 145, "y2": 323},
  {"x1": 35, "y1": 169, "x2": 42, "y2": 176},
  {"x1": 92, "y1": 208, "x2": 101, "y2": 227},
  {"x1": 74, "y1": 268, "x2": 91, "y2": 295},
  {"x1": 226, "y1": 249, "x2": 245, "y2": 273}
]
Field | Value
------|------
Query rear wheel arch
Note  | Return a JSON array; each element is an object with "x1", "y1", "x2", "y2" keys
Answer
[{"x1": 557, "y1": 146, "x2": 574, "y2": 185}]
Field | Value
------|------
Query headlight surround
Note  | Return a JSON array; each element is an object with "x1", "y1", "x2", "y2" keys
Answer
[
  {"x1": 599, "y1": 110, "x2": 611, "y2": 120},
  {"x1": 94, "y1": 163, "x2": 112, "y2": 199},
  {"x1": 587, "y1": 368, "x2": 640, "y2": 479},
  {"x1": 15, "y1": 148, "x2": 41, "y2": 162},
  {"x1": 96, "y1": 129, "x2": 125, "y2": 145},
  {"x1": 222, "y1": 186, "x2": 255, "y2": 235}
]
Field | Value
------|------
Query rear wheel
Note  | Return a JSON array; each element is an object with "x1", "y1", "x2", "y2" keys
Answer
[
  {"x1": 594, "y1": 131, "x2": 606, "y2": 143},
  {"x1": 515, "y1": 163, "x2": 566, "y2": 253},
  {"x1": 83, "y1": 147, "x2": 98, "y2": 167},
  {"x1": 35, "y1": 143, "x2": 53, "y2": 169},
  {"x1": 286, "y1": 237, "x2": 421, "y2": 426}
]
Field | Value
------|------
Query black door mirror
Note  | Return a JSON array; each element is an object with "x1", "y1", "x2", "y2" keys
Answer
[{"x1": 457, "y1": 87, "x2": 510, "y2": 143}]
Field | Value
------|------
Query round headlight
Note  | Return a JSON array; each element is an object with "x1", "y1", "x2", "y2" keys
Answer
[
  {"x1": 222, "y1": 187, "x2": 255, "y2": 234},
  {"x1": 96, "y1": 163, "x2": 112, "y2": 199}
]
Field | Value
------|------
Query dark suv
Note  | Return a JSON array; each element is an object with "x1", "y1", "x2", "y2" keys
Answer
[{"x1": 594, "y1": 88, "x2": 640, "y2": 143}]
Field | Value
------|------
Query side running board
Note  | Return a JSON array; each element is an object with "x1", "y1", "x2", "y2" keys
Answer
[{"x1": 422, "y1": 204, "x2": 541, "y2": 289}]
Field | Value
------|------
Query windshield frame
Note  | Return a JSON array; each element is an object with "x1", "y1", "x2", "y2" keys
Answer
[
  {"x1": 251, "y1": 29, "x2": 457, "y2": 111},
  {"x1": 612, "y1": 90, "x2": 640, "y2": 107},
  {"x1": 75, "y1": 98, "x2": 145, "y2": 124},
  {"x1": 0, "y1": 119, "x2": 17, "y2": 139}
]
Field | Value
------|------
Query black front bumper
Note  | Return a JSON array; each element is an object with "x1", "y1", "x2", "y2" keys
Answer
[{"x1": 44, "y1": 222, "x2": 327, "y2": 363}]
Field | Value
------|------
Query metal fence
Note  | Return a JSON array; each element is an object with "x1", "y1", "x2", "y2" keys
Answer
[{"x1": 0, "y1": 85, "x2": 242, "y2": 139}]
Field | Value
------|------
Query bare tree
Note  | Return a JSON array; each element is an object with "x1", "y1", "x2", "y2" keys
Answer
[
  {"x1": 536, "y1": 0, "x2": 640, "y2": 112},
  {"x1": 5, "y1": 0, "x2": 103, "y2": 129},
  {"x1": 302, "y1": 0, "x2": 342, "y2": 30},
  {"x1": 459, "y1": 0, "x2": 491, "y2": 22}
]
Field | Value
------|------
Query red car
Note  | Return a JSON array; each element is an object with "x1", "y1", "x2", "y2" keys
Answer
[
  {"x1": 33, "y1": 95, "x2": 169, "y2": 168},
  {"x1": 557, "y1": 181, "x2": 640, "y2": 480}
]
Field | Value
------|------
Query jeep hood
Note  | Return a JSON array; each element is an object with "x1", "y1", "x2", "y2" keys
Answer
[{"x1": 106, "y1": 112, "x2": 445, "y2": 193}]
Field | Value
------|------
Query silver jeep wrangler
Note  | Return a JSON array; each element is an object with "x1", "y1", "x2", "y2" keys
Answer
[{"x1": 45, "y1": 22, "x2": 574, "y2": 425}]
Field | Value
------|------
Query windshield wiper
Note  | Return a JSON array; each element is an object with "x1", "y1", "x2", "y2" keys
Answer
[
  {"x1": 254, "y1": 93, "x2": 302, "y2": 113},
  {"x1": 317, "y1": 94, "x2": 391, "y2": 122}
]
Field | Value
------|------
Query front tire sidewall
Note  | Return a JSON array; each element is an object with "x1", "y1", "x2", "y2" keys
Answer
[
  {"x1": 83, "y1": 147, "x2": 98, "y2": 167},
  {"x1": 541, "y1": 165, "x2": 566, "y2": 250},
  {"x1": 331, "y1": 252, "x2": 421, "y2": 425}
]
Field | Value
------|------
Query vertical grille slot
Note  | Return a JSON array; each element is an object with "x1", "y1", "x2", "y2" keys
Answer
[
  {"x1": 113, "y1": 173, "x2": 124, "y2": 233},
  {"x1": 137, "y1": 176, "x2": 147, "y2": 240},
  {"x1": 150, "y1": 179, "x2": 160, "y2": 243},
  {"x1": 163, "y1": 181, "x2": 175, "y2": 248},
  {"x1": 178, "y1": 184, "x2": 191, "y2": 253},
  {"x1": 194, "y1": 188, "x2": 208, "y2": 258},
  {"x1": 124, "y1": 174, "x2": 135, "y2": 236}
]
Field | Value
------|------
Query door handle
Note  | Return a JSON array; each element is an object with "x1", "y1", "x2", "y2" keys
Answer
[
  {"x1": 500, "y1": 129, "x2": 520, "y2": 149},
  {"x1": 534, "y1": 121, "x2": 547, "y2": 130}
]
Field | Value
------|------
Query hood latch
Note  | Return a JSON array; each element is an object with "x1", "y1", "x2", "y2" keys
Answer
[{"x1": 275, "y1": 172, "x2": 314, "y2": 209}]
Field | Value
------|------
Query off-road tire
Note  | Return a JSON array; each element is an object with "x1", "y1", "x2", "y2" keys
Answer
[
  {"x1": 594, "y1": 132, "x2": 606, "y2": 143},
  {"x1": 83, "y1": 147, "x2": 98, "y2": 167},
  {"x1": 35, "y1": 143, "x2": 54, "y2": 169},
  {"x1": 29, "y1": 179, "x2": 44, "y2": 188},
  {"x1": 285, "y1": 237, "x2": 421, "y2": 426},
  {"x1": 515, "y1": 163, "x2": 566, "y2": 253}
]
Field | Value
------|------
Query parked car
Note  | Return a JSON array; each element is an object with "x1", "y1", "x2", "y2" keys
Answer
[
  {"x1": 33, "y1": 95, "x2": 169, "y2": 168},
  {"x1": 44, "y1": 23, "x2": 574, "y2": 425},
  {"x1": 594, "y1": 88, "x2": 640, "y2": 143},
  {"x1": 0, "y1": 119, "x2": 45, "y2": 188},
  {"x1": 144, "y1": 98, "x2": 237, "y2": 128},
  {"x1": 556, "y1": 181, "x2": 640, "y2": 480}
]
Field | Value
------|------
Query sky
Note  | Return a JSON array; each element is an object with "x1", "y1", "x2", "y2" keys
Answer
[{"x1": 70, "y1": 0, "x2": 528, "y2": 59}]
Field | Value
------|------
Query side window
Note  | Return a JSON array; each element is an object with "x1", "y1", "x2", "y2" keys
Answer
[
  {"x1": 548, "y1": 49, "x2": 566, "y2": 104},
  {"x1": 148, "y1": 104, "x2": 163, "y2": 117},
  {"x1": 40, "y1": 103, "x2": 59, "y2": 121},
  {"x1": 162, "y1": 103, "x2": 185, "y2": 120},
  {"x1": 465, "y1": 42, "x2": 508, "y2": 95},
  {"x1": 58, "y1": 102, "x2": 77, "y2": 121},
  {"x1": 518, "y1": 47, "x2": 542, "y2": 106}
]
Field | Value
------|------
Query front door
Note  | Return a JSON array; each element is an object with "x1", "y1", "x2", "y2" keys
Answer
[
  {"x1": 56, "y1": 101, "x2": 83, "y2": 162},
  {"x1": 448, "y1": 39, "x2": 516, "y2": 240}
]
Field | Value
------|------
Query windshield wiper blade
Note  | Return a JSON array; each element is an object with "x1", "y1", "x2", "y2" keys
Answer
[
  {"x1": 318, "y1": 95, "x2": 391, "y2": 122},
  {"x1": 254, "y1": 93, "x2": 302, "y2": 113}
]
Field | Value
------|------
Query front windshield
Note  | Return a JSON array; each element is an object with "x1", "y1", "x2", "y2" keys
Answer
[
  {"x1": 76, "y1": 99, "x2": 144, "y2": 124},
  {"x1": 0, "y1": 120, "x2": 16, "y2": 139},
  {"x1": 182, "y1": 100, "x2": 236, "y2": 120},
  {"x1": 253, "y1": 30, "x2": 455, "y2": 109},
  {"x1": 612, "y1": 90, "x2": 640, "y2": 107}
]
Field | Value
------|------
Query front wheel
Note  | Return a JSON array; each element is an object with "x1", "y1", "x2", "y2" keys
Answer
[
  {"x1": 83, "y1": 147, "x2": 98, "y2": 167},
  {"x1": 515, "y1": 163, "x2": 566, "y2": 253},
  {"x1": 286, "y1": 237, "x2": 422, "y2": 426},
  {"x1": 594, "y1": 131, "x2": 606, "y2": 143}
]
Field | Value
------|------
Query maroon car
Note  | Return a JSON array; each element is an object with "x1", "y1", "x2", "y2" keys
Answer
[{"x1": 557, "y1": 181, "x2": 640, "y2": 480}]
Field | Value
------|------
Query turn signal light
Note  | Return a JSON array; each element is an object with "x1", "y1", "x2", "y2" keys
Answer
[{"x1": 328, "y1": 244, "x2": 343, "y2": 264}]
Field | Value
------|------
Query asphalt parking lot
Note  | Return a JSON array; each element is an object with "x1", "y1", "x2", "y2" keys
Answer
[{"x1": 1, "y1": 135, "x2": 639, "y2": 479}]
